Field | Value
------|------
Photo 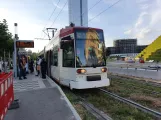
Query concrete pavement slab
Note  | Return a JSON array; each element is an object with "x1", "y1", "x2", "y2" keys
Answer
[
  {"x1": 4, "y1": 74, "x2": 80, "y2": 120},
  {"x1": 4, "y1": 87, "x2": 78, "y2": 120}
]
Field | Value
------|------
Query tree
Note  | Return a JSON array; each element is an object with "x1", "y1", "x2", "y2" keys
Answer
[
  {"x1": 0, "y1": 19, "x2": 14, "y2": 59},
  {"x1": 147, "y1": 49, "x2": 161, "y2": 62},
  {"x1": 30, "y1": 52, "x2": 38, "y2": 60}
]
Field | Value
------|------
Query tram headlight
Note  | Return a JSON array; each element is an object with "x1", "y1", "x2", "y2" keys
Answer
[
  {"x1": 101, "y1": 68, "x2": 107, "y2": 72},
  {"x1": 77, "y1": 69, "x2": 86, "y2": 74}
]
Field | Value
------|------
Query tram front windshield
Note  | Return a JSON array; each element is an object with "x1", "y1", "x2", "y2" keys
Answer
[{"x1": 75, "y1": 29, "x2": 106, "y2": 68}]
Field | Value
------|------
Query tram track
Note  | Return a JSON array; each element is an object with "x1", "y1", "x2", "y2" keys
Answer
[
  {"x1": 55, "y1": 76, "x2": 159, "y2": 119},
  {"x1": 106, "y1": 74, "x2": 161, "y2": 114},
  {"x1": 63, "y1": 87, "x2": 112, "y2": 120},
  {"x1": 77, "y1": 95, "x2": 113, "y2": 120},
  {"x1": 98, "y1": 88, "x2": 161, "y2": 119},
  {"x1": 63, "y1": 87, "x2": 157, "y2": 120}
]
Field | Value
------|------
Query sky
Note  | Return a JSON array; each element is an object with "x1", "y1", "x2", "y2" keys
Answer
[{"x1": 0, "y1": 0, "x2": 161, "y2": 52}]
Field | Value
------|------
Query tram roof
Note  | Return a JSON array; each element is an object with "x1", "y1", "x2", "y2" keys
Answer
[
  {"x1": 45, "y1": 26, "x2": 103, "y2": 51},
  {"x1": 59, "y1": 26, "x2": 103, "y2": 38}
]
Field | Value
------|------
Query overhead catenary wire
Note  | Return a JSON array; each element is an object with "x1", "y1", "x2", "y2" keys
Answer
[
  {"x1": 40, "y1": 0, "x2": 60, "y2": 40},
  {"x1": 43, "y1": 0, "x2": 61, "y2": 30},
  {"x1": 50, "y1": 0, "x2": 68, "y2": 27},
  {"x1": 40, "y1": 0, "x2": 70, "y2": 40},
  {"x1": 72, "y1": 0, "x2": 103, "y2": 24},
  {"x1": 41, "y1": 0, "x2": 122, "y2": 39},
  {"x1": 83, "y1": 0, "x2": 123, "y2": 26},
  {"x1": 41, "y1": 0, "x2": 67, "y2": 40}
]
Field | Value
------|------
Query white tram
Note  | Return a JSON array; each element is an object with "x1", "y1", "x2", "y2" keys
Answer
[{"x1": 43, "y1": 26, "x2": 110, "y2": 89}]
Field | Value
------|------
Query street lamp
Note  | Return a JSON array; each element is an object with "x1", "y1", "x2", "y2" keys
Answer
[{"x1": 13, "y1": 23, "x2": 18, "y2": 78}]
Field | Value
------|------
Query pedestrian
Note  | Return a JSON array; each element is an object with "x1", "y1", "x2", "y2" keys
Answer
[
  {"x1": 22, "y1": 56, "x2": 27, "y2": 79},
  {"x1": 40, "y1": 58, "x2": 47, "y2": 79},
  {"x1": 29, "y1": 59, "x2": 34, "y2": 73},
  {"x1": 35, "y1": 58, "x2": 38, "y2": 76},
  {"x1": 36, "y1": 57, "x2": 41, "y2": 76},
  {"x1": 19, "y1": 57, "x2": 27, "y2": 80}
]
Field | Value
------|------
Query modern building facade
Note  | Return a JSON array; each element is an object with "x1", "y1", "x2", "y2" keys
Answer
[
  {"x1": 68, "y1": 0, "x2": 88, "y2": 27},
  {"x1": 106, "y1": 39, "x2": 148, "y2": 57},
  {"x1": 113, "y1": 39, "x2": 137, "y2": 53}
]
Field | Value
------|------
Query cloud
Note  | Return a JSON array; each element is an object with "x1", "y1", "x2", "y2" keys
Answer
[
  {"x1": 136, "y1": 0, "x2": 149, "y2": 4},
  {"x1": 135, "y1": 27, "x2": 151, "y2": 39},
  {"x1": 134, "y1": 12, "x2": 148, "y2": 28},
  {"x1": 52, "y1": 1, "x2": 61, "y2": 9},
  {"x1": 0, "y1": 8, "x2": 67, "y2": 52},
  {"x1": 51, "y1": 0, "x2": 68, "y2": 11},
  {"x1": 124, "y1": 29, "x2": 132, "y2": 35},
  {"x1": 140, "y1": 4, "x2": 149, "y2": 10},
  {"x1": 105, "y1": 38, "x2": 114, "y2": 47},
  {"x1": 124, "y1": 0, "x2": 161, "y2": 45}
]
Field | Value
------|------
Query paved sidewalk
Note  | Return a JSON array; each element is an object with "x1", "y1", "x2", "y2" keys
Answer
[
  {"x1": 4, "y1": 73, "x2": 81, "y2": 120},
  {"x1": 13, "y1": 74, "x2": 47, "y2": 92}
]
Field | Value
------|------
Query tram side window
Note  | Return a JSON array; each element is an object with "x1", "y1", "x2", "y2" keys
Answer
[
  {"x1": 61, "y1": 40, "x2": 75, "y2": 67},
  {"x1": 50, "y1": 51, "x2": 53, "y2": 65},
  {"x1": 53, "y1": 50, "x2": 58, "y2": 66}
]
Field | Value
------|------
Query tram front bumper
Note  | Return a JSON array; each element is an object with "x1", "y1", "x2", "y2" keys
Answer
[{"x1": 70, "y1": 78, "x2": 110, "y2": 89}]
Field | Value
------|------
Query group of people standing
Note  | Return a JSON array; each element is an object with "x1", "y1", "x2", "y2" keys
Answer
[
  {"x1": 19, "y1": 55, "x2": 34, "y2": 80},
  {"x1": 35, "y1": 57, "x2": 47, "y2": 79},
  {"x1": 18, "y1": 55, "x2": 47, "y2": 80}
]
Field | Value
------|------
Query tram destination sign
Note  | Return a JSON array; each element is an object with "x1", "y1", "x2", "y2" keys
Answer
[{"x1": 16, "y1": 40, "x2": 34, "y2": 48}]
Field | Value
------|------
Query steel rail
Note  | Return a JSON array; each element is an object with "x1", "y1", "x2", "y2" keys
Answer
[
  {"x1": 98, "y1": 88, "x2": 161, "y2": 118},
  {"x1": 78, "y1": 96, "x2": 112, "y2": 120}
]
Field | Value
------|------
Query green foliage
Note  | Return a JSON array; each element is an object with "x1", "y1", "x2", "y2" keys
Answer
[
  {"x1": 0, "y1": 19, "x2": 14, "y2": 58},
  {"x1": 147, "y1": 48, "x2": 161, "y2": 62},
  {"x1": 30, "y1": 52, "x2": 38, "y2": 60}
]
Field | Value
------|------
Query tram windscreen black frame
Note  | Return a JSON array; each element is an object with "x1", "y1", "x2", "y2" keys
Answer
[{"x1": 61, "y1": 36, "x2": 75, "y2": 68}]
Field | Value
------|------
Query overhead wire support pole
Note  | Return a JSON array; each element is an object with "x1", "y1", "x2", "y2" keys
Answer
[{"x1": 80, "y1": 0, "x2": 83, "y2": 26}]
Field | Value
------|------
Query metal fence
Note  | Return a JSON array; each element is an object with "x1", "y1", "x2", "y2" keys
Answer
[{"x1": 108, "y1": 66, "x2": 161, "y2": 80}]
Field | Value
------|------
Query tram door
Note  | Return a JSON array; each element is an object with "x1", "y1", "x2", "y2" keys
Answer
[{"x1": 46, "y1": 51, "x2": 51, "y2": 77}]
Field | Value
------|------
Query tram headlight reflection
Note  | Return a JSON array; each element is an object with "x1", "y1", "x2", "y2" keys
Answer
[
  {"x1": 77, "y1": 69, "x2": 86, "y2": 74},
  {"x1": 101, "y1": 68, "x2": 107, "y2": 72}
]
